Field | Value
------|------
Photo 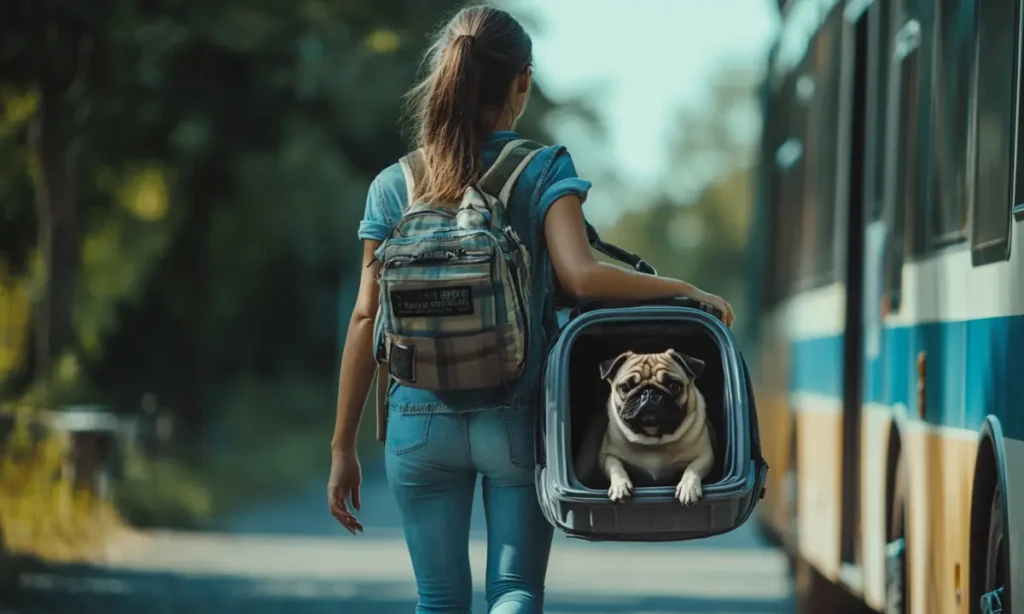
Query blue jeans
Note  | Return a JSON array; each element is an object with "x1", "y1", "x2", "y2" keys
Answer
[{"x1": 385, "y1": 407, "x2": 553, "y2": 614}]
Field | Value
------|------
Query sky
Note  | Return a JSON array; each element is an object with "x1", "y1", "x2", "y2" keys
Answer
[{"x1": 501, "y1": 0, "x2": 781, "y2": 221}]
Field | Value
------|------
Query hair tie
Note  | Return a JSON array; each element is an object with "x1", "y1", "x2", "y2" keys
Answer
[{"x1": 457, "y1": 33, "x2": 476, "y2": 46}]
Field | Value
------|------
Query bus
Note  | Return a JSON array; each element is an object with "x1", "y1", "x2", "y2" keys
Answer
[{"x1": 748, "y1": 0, "x2": 1023, "y2": 612}]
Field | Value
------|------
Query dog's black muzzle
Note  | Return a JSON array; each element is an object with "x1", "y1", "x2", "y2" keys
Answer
[{"x1": 620, "y1": 385, "x2": 686, "y2": 437}]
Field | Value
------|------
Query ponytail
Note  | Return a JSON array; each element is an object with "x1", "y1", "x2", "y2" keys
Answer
[
  {"x1": 407, "y1": 7, "x2": 533, "y2": 204},
  {"x1": 420, "y1": 34, "x2": 484, "y2": 203}
]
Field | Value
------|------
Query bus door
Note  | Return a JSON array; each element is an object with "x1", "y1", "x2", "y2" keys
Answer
[{"x1": 837, "y1": 0, "x2": 873, "y2": 585}]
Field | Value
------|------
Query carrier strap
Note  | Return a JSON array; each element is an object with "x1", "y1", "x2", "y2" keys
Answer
[{"x1": 584, "y1": 222, "x2": 657, "y2": 275}]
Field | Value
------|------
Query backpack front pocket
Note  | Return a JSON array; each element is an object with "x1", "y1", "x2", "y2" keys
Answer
[
  {"x1": 384, "y1": 323, "x2": 519, "y2": 390},
  {"x1": 379, "y1": 255, "x2": 498, "y2": 337}
]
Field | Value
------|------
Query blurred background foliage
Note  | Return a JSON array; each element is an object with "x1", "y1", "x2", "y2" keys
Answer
[
  {"x1": 603, "y1": 66, "x2": 761, "y2": 332},
  {"x1": 0, "y1": 0, "x2": 761, "y2": 553}
]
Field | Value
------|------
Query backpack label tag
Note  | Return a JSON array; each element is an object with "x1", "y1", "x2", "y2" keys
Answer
[{"x1": 390, "y1": 286, "x2": 474, "y2": 317}]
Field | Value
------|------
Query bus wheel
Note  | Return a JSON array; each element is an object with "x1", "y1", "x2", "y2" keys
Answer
[
  {"x1": 795, "y1": 558, "x2": 873, "y2": 614},
  {"x1": 885, "y1": 456, "x2": 909, "y2": 614},
  {"x1": 979, "y1": 485, "x2": 1008, "y2": 614}
]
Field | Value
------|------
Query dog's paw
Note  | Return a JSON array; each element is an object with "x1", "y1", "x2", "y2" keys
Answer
[
  {"x1": 608, "y1": 476, "x2": 634, "y2": 502},
  {"x1": 675, "y1": 473, "x2": 702, "y2": 506}
]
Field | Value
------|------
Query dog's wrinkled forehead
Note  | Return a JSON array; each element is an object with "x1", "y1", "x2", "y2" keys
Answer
[{"x1": 599, "y1": 349, "x2": 705, "y2": 383}]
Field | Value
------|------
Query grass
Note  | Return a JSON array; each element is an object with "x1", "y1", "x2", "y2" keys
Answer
[{"x1": 0, "y1": 374, "x2": 386, "y2": 538}]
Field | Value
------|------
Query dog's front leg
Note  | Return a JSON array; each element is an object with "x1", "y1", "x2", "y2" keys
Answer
[
  {"x1": 675, "y1": 448, "x2": 713, "y2": 506},
  {"x1": 602, "y1": 454, "x2": 634, "y2": 502}
]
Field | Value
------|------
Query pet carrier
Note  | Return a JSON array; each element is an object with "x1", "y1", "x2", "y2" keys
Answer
[{"x1": 535, "y1": 226, "x2": 768, "y2": 542}]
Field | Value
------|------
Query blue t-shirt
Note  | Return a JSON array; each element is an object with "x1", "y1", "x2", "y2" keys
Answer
[{"x1": 358, "y1": 130, "x2": 592, "y2": 414}]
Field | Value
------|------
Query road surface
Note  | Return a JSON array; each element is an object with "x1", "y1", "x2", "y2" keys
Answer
[{"x1": 6, "y1": 460, "x2": 793, "y2": 613}]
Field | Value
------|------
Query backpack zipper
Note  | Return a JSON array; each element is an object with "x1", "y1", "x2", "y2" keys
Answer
[{"x1": 382, "y1": 250, "x2": 491, "y2": 269}]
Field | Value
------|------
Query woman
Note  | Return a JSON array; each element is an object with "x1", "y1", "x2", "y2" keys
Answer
[{"x1": 328, "y1": 6, "x2": 735, "y2": 614}]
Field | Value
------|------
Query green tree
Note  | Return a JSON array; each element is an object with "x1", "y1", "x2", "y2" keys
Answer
[
  {"x1": 604, "y1": 66, "x2": 762, "y2": 341},
  {"x1": 1, "y1": 1, "x2": 600, "y2": 522}
]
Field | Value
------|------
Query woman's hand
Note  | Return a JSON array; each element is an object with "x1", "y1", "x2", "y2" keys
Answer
[
  {"x1": 697, "y1": 292, "x2": 735, "y2": 328},
  {"x1": 328, "y1": 449, "x2": 364, "y2": 535}
]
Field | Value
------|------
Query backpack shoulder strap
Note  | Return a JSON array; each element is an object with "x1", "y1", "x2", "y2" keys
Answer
[
  {"x1": 399, "y1": 149, "x2": 426, "y2": 209},
  {"x1": 477, "y1": 139, "x2": 545, "y2": 207}
]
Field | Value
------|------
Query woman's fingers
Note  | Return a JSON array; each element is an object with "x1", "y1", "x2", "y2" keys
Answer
[{"x1": 328, "y1": 487, "x2": 364, "y2": 534}]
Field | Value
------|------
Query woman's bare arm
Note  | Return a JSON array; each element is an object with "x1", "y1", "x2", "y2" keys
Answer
[
  {"x1": 331, "y1": 240, "x2": 382, "y2": 452},
  {"x1": 544, "y1": 194, "x2": 734, "y2": 325}
]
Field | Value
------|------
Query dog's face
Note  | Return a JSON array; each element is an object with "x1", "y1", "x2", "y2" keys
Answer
[{"x1": 600, "y1": 349, "x2": 705, "y2": 442}]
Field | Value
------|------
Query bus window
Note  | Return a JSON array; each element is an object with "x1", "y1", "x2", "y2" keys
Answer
[
  {"x1": 930, "y1": 0, "x2": 975, "y2": 249},
  {"x1": 880, "y1": 18, "x2": 922, "y2": 307},
  {"x1": 813, "y1": 10, "x2": 843, "y2": 283},
  {"x1": 888, "y1": 20, "x2": 923, "y2": 256},
  {"x1": 971, "y1": 0, "x2": 1016, "y2": 265},
  {"x1": 796, "y1": 7, "x2": 842, "y2": 287},
  {"x1": 867, "y1": 0, "x2": 893, "y2": 223}
]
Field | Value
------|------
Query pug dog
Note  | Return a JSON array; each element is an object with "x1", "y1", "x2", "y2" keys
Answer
[{"x1": 596, "y1": 349, "x2": 715, "y2": 506}]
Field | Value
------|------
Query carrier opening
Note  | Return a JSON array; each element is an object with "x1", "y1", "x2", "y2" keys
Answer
[{"x1": 566, "y1": 320, "x2": 729, "y2": 491}]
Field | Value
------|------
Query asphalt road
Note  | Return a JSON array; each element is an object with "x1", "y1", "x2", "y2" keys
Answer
[{"x1": 6, "y1": 460, "x2": 794, "y2": 613}]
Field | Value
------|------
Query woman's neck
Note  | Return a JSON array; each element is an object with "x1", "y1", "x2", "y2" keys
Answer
[{"x1": 485, "y1": 107, "x2": 518, "y2": 133}]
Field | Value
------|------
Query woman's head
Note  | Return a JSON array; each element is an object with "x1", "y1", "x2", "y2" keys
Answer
[{"x1": 408, "y1": 6, "x2": 533, "y2": 203}]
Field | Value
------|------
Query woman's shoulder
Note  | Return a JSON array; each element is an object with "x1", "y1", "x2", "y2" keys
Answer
[
  {"x1": 370, "y1": 160, "x2": 409, "y2": 202},
  {"x1": 529, "y1": 143, "x2": 591, "y2": 209},
  {"x1": 359, "y1": 160, "x2": 410, "y2": 240},
  {"x1": 509, "y1": 141, "x2": 581, "y2": 190},
  {"x1": 365, "y1": 158, "x2": 414, "y2": 222}
]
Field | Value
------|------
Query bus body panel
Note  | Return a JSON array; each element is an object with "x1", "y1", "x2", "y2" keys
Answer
[{"x1": 754, "y1": 1, "x2": 1023, "y2": 610}]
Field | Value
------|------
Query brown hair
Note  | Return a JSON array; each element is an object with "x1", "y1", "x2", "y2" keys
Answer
[{"x1": 407, "y1": 6, "x2": 533, "y2": 203}]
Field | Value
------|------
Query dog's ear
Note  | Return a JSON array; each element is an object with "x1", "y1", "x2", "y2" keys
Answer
[
  {"x1": 667, "y1": 349, "x2": 704, "y2": 380},
  {"x1": 599, "y1": 352, "x2": 632, "y2": 381}
]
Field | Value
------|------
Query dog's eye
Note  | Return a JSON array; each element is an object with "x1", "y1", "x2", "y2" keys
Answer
[
  {"x1": 667, "y1": 381, "x2": 683, "y2": 394},
  {"x1": 617, "y1": 381, "x2": 633, "y2": 394}
]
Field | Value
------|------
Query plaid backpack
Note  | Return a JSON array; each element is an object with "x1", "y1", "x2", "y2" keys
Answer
[{"x1": 373, "y1": 139, "x2": 544, "y2": 396}]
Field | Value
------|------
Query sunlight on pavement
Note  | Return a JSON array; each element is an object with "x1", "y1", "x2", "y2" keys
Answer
[{"x1": 13, "y1": 531, "x2": 793, "y2": 613}]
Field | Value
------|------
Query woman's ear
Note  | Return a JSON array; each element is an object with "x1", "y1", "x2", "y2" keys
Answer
[
  {"x1": 518, "y1": 65, "x2": 532, "y2": 95},
  {"x1": 513, "y1": 67, "x2": 531, "y2": 120}
]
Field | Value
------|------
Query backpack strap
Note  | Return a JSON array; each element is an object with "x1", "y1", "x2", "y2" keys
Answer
[
  {"x1": 399, "y1": 149, "x2": 427, "y2": 208},
  {"x1": 478, "y1": 139, "x2": 545, "y2": 209}
]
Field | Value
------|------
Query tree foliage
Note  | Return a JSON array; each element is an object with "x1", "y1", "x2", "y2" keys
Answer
[
  {"x1": 0, "y1": 0, "x2": 566, "y2": 435},
  {"x1": 604, "y1": 67, "x2": 763, "y2": 344}
]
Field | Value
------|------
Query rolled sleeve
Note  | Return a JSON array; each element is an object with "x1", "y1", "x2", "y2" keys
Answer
[
  {"x1": 358, "y1": 218, "x2": 391, "y2": 242},
  {"x1": 357, "y1": 178, "x2": 392, "y2": 242},
  {"x1": 536, "y1": 149, "x2": 592, "y2": 224}
]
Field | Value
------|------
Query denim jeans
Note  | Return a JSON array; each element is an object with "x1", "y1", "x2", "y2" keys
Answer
[{"x1": 385, "y1": 407, "x2": 553, "y2": 614}]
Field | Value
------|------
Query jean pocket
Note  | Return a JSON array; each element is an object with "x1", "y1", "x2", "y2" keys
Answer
[
  {"x1": 385, "y1": 411, "x2": 432, "y2": 456},
  {"x1": 501, "y1": 408, "x2": 536, "y2": 469}
]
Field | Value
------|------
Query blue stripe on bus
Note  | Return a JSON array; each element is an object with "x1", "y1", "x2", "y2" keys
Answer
[{"x1": 787, "y1": 314, "x2": 1024, "y2": 441}]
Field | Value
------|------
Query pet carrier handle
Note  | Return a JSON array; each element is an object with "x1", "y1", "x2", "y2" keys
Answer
[
  {"x1": 584, "y1": 222, "x2": 657, "y2": 275},
  {"x1": 567, "y1": 296, "x2": 724, "y2": 322}
]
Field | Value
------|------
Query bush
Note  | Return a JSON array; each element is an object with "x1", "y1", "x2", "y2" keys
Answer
[
  {"x1": 115, "y1": 450, "x2": 213, "y2": 530},
  {"x1": 0, "y1": 407, "x2": 126, "y2": 563}
]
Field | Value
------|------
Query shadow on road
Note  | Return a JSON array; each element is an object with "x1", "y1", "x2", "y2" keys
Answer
[
  {"x1": 224, "y1": 459, "x2": 778, "y2": 550},
  {"x1": 9, "y1": 564, "x2": 794, "y2": 614},
  {"x1": 5, "y1": 459, "x2": 792, "y2": 613}
]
